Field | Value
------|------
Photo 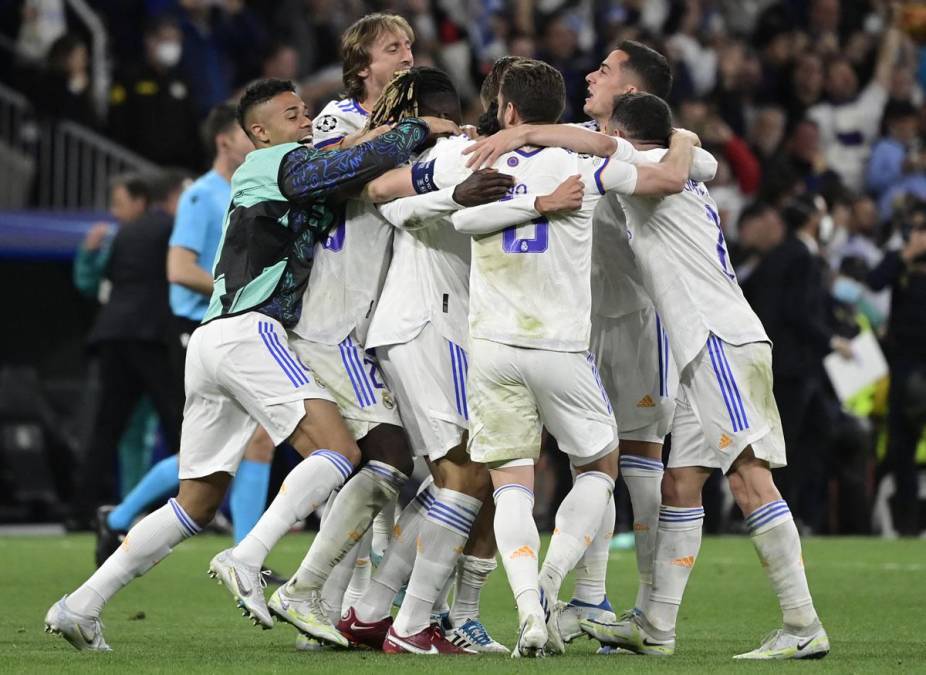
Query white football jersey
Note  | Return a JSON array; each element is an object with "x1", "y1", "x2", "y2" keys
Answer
[
  {"x1": 617, "y1": 179, "x2": 768, "y2": 371},
  {"x1": 367, "y1": 136, "x2": 473, "y2": 349},
  {"x1": 591, "y1": 145, "x2": 719, "y2": 319},
  {"x1": 312, "y1": 98, "x2": 370, "y2": 149},
  {"x1": 292, "y1": 98, "x2": 390, "y2": 345},
  {"x1": 447, "y1": 146, "x2": 639, "y2": 352}
]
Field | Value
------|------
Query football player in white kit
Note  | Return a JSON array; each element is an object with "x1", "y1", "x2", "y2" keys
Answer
[
  {"x1": 460, "y1": 45, "x2": 718, "y2": 651},
  {"x1": 44, "y1": 79, "x2": 452, "y2": 652},
  {"x1": 248, "y1": 15, "x2": 431, "y2": 644},
  {"x1": 445, "y1": 59, "x2": 702, "y2": 657},
  {"x1": 339, "y1": 63, "x2": 600, "y2": 655},
  {"x1": 580, "y1": 93, "x2": 830, "y2": 661},
  {"x1": 304, "y1": 13, "x2": 415, "y2": 612}
]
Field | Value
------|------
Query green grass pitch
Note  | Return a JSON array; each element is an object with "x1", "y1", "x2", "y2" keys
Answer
[{"x1": 3, "y1": 534, "x2": 925, "y2": 673}]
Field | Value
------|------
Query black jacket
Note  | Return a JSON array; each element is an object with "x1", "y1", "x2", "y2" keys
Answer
[
  {"x1": 89, "y1": 209, "x2": 173, "y2": 344},
  {"x1": 867, "y1": 250, "x2": 926, "y2": 361},
  {"x1": 742, "y1": 236, "x2": 833, "y2": 379}
]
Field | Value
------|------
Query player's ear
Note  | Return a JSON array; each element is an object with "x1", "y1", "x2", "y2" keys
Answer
[{"x1": 249, "y1": 121, "x2": 268, "y2": 145}]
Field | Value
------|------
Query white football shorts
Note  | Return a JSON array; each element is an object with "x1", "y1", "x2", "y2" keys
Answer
[
  {"x1": 178, "y1": 312, "x2": 334, "y2": 479},
  {"x1": 377, "y1": 322, "x2": 469, "y2": 462},
  {"x1": 467, "y1": 338, "x2": 618, "y2": 467},
  {"x1": 668, "y1": 335, "x2": 786, "y2": 473},
  {"x1": 289, "y1": 330, "x2": 402, "y2": 441},
  {"x1": 590, "y1": 306, "x2": 677, "y2": 443}
]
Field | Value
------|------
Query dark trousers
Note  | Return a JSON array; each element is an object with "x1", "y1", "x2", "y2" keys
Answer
[
  {"x1": 773, "y1": 374, "x2": 834, "y2": 531},
  {"x1": 886, "y1": 357, "x2": 925, "y2": 535},
  {"x1": 73, "y1": 339, "x2": 183, "y2": 520}
]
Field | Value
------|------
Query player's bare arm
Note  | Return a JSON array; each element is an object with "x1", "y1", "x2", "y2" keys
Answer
[
  {"x1": 463, "y1": 124, "x2": 617, "y2": 169},
  {"x1": 631, "y1": 129, "x2": 699, "y2": 196}
]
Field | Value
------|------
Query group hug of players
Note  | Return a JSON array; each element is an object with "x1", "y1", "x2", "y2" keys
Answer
[{"x1": 45, "y1": 13, "x2": 830, "y2": 661}]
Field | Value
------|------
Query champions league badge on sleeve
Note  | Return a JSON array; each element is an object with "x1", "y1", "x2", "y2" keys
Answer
[{"x1": 316, "y1": 115, "x2": 338, "y2": 132}]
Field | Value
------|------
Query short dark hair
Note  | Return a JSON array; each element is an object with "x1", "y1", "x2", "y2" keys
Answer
[
  {"x1": 202, "y1": 102, "x2": 239, "y2": 154},
  {"x1": 610, "y1": 92, "x2": 673, "y2": 145},
  {"x1": 781, "y1": 193, "x2": 822, "y2": 232},
  {"x1": 236, "y1": 78, "x2": 296, "y2": 138},
  {"x1": 478, "y1": 56, "x2": 530, "y2": 136},
  {"x1": 368, "y1": 67, "x2": 459, "y2": 127},
  {"x1": 111, "y1": 173, "x2": 150, "y2": 204},
  {"x1": 499, "y1": 59, "x2": 565, "y2": 125},
  {"x1": 616, "y1": 40, "x2": 672, "y2": 99},
  {"x1": 147, "y1": 168, "x2": 192, "y2": 204}
]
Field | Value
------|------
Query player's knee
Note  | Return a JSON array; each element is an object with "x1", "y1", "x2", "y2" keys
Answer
[
  {"x1": 661, "y1": 468, "x2": 701, "y2": 507},
  {"x1": 574, "y1": 447, "x2": 619, "y2": 479},
  {"x1": 360, "y1": 424, "x2": 413, "y2": 476},
  {"x1": 243, "y1": 428, "x2": 275, "y2": 463}
]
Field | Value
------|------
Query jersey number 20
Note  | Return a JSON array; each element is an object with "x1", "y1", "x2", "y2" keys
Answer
[{"x1": 503, "y1": 217, "x2": 549, "y2": 254}]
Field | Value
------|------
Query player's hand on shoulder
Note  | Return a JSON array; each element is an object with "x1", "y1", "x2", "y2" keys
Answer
[
  {"x1": 535, "y1": 175, "x2": 585, "y2": 216},
  {"x1": 463, "y1": 127, "x2": 528, "y2": 169},
  {"x1": 419, "y1": 116, "x2": 462, "y2": 140},
  {"x1": 452, "y1": 168, "x2": 516, "y2": 207},
  {"x1": 671, "y1": 127, "x2": 702, "y2": 147}
]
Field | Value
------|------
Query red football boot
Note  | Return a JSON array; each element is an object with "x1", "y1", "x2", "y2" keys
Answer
[
  {"x1": 336, "y1": 607, "x2": 393, "y2": 650},
  {"x1": 382, "y1": 624, "x2": 476, "y2": 655}
]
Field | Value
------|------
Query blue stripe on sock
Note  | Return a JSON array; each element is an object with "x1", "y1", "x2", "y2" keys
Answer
[
  {"x1": 620, "y1": 456, "x2": 664, "y2": 471},
  {"x1": 168, "y1": 498, "x2": 200, "y2": 536},
  {"x1": 493, "y1": 484, "x2": 534, "y2": 503},
  {"x1": 747, "y1": 501, "x2": 790, "y2": 528},
  {"x1": 315, "y1": 450, "x2": 352, "y2": 480},
  {"x1": 415, "y1": 490, "x2": 436, "y2": 509},
  {"x1": 426, "y1": 510, "x2": 472, "y2": 536},
  {"x1": 428, "y1": 502, "x2": 475, "y2": 534},
  {"x1": 745, "y1": 499, "x2": 787, "y2": 525},
  {"x1": 430, "y1": 500, "x2": 476, "y2": 528},
  {"x1": 747, "y1": 505, "x2": 791, "y2": 531},
  {"x1": 259, "y1": 322, "x2": 300, "y2": 387}
]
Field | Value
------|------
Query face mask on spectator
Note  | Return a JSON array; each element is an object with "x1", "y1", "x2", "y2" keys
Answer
[
  {"x1": 832, "y1": 276, "x2": 862, "y2": 304},
  {"x1": 155, "y1": 41, "x2": 182, "y2": 68}
]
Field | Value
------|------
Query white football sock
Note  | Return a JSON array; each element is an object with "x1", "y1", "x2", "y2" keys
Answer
[
  {"x1": 572, "y1": 493, "x2": 614, "y2": 605},
  {"x1": 746, "y1": 499, "x2": 819, "y2": 632},
  {"x1": 233, "y1": 450, "x2": 353, "y2": 569},
  {"x1": 648, "y1": 505, "x2": 703, "y2": 635},
  {"x1": 451, "y1": 554, "x2": 496, "y2": 626},
  {"x1": 433, "y1": 570, "x2": 454, "y2": 616},
  {"x1": 620, "y1": 454, "x2": 664, "y2": 610},
  {"x1": 493, "y1": 484, "x2": 543, "y2": 621},
  {"x1": 320, "y1": 538, "x2": 361, "y2": 622},
  {"x1": 372, "y1": 497, "x2": 396, "y2": 561},
  {"x1": 352, "y1": 482, "x2": 434, "y2": 622},
  {"x1": 540, "y1": 471, "x2": 615, "y2": 603},
  {"x1": 67, "y1": 499, "x2": 201, "y2": 617},
  {"x1": 342, "y1": 529, "x2": 373, "y2": 611},
  {"x1": 289, "y1": 460, "x2": 406, "y2": 595},
  {"x1": 393, "y1": 489, "x2": 481, "y2": 637}
]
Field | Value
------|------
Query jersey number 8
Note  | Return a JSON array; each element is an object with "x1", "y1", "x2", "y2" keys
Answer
[{"x1": 503, "y1": 217, "x2": 549, "y2": 254}]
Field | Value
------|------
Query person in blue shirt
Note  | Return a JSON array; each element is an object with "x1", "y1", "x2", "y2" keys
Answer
[{"x1": 95, "y1": 103, "x2": 272, "y2": 566}]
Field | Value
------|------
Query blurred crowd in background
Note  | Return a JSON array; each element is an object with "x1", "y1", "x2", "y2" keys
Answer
[{"x1": 0, "y1": 0, "x2": 924, "y2": 538}]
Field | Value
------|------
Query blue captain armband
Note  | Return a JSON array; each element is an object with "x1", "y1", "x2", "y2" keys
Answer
[{"x1": 411, "y1": 159, "x2": 438, "y2": 194}]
